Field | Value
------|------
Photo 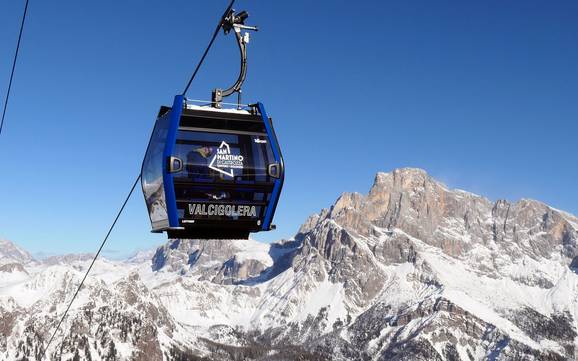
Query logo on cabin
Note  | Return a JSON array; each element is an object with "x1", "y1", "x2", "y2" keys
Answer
[{"x1": 209, "y1": 141, "x2": 244, "y2": 177}]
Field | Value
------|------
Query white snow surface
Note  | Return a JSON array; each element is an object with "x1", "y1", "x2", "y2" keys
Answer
[{"x1": 2, "y1": 183, "x2": 578, "y2": 360}]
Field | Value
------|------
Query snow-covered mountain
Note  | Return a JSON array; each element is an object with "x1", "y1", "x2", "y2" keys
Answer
[
  {"x1": 1, "y1": 168, "x2": 577, "y2": 361},
  {"x1": 0, "y1": 239, "x2": 34, "y2": 266}
]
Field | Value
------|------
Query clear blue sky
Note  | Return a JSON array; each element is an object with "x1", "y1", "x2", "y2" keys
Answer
[{"x1": 1, "y1": 0, "x2": 577, "y2": 258}]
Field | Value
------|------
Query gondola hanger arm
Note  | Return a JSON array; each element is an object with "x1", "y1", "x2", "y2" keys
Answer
[{"x1": 211, "y1": 9, "x2": 258, "y2": 109}]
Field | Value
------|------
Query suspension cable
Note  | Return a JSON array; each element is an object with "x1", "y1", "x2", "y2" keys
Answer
[
  {"x1": 182, "y1": 0, "x2": 235, "y2": 96},
  {"x1": 0, "y1": 0, "x2": 30, "y2": 136},
  {"x1": 40, "y1": 2, "x2": 237, "y2": 357},
  {"x1": 40, "y1": 175, "x2": 141, "y2": 359}
]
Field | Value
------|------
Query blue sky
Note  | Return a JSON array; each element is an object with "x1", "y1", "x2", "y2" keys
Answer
[{"x1": 1, "y1": 0, "x2": 577, "y2": 258}]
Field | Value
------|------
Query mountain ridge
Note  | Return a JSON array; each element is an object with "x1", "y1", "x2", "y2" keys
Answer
[
  {"x1": 0, "y1": 239, "x2": 34, "y2": 266},
  {"x1": 0, "y1": 168, "x2": 576, "y2": 361}
]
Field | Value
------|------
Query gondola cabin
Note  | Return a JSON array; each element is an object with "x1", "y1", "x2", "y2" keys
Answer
[{"x1": 141, "y1": 95, "x2": 284, "y2": 239}]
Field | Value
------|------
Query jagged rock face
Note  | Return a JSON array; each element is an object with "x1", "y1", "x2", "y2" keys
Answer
[
  {"x1": 151, "y1": 238, "x2": 279, "y2": 285},
  {"x1": 327, "y1": 169, "x2": 461, "y2": 244},
  {"x1": 2, "y1": 266, "x2": 192, "y2": 361},
  {"x1": 0, "y1": 263, "x2": 27, "y2": 274},
  {"x1": 310, "y1": 168, "x2": 577, "y2": 269},
  {"x1": 212, "y1": 257, "x2": 268, "y2": 285},
  {"x1": 296, "y1": 220, "x2": 386, "y2": 308},
  {"x1": 287, "y1": 168, "x2": 578, "y2": 360},
  {"x1": 1, "y1": 168, "x2": 577, "y2": 361}
]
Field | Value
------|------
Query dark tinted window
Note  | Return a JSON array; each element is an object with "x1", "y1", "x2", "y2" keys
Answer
[
  {"x1": 172, "y1": 129, "x2": 275, "y2": 221},
  {"x1": 173, "y1": 130, "x2": 272, "y2": 182}
]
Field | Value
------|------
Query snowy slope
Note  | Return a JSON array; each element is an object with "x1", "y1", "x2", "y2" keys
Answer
[{"x1": 0, "y1": 168, "x2": 577, "y2": 361}]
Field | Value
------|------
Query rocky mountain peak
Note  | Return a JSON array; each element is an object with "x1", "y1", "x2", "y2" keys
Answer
[
  {"x1": 0, "y1": 239, "x2": 34, "y2": 265},
  {"x1": 322, "y1": 168, "x2": 455, "y2": 239},
  {"x1": 372, "y1": 167, "x2": 433, "y2": 189},
  {"x1": 301, "y1": 168, "x2": 577, "y2": 268}
]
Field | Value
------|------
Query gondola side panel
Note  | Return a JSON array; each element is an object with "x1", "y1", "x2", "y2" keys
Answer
[
  {"x1": 257, "y1": 103, "x2": 284, "y2": 231},
  {"x1": 162, "y1": 95, "x2": 185, "y2": 229},
  {"x1": 141, "y1": 112, "x2": 172, "y2": 231}
]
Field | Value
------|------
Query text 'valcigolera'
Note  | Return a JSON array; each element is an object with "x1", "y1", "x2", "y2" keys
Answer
[{"x1": 188, "y1": 203, "x2": 257, "y2": 217}]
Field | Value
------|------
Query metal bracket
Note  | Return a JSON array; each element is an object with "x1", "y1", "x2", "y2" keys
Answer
[{"x1": 212, "y1": 9, "x2": 258, "y2": 109}]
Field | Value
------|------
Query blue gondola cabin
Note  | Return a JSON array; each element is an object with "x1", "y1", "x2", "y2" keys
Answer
[{"x1": 141, "y1": 95, "x2": 284, "y2": 239}]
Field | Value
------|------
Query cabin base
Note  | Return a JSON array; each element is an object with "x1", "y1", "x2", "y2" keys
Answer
[{"x1": 167, "y1": 228, "x2": 250, "y2": 240}]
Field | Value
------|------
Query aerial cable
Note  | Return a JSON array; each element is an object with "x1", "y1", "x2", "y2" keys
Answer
[
  {"x1": 0, "y1": 0, "x2": 30, "y2": 137},
  {"x1": 40, "y1": 2, "x2": 239, "y2": 357},
  {"x1": 182, "y1": 0, "x2": 235, "y2": 96},
  {"x1": 40, "y1": 175, "x2": 141, "y2": 359}
]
